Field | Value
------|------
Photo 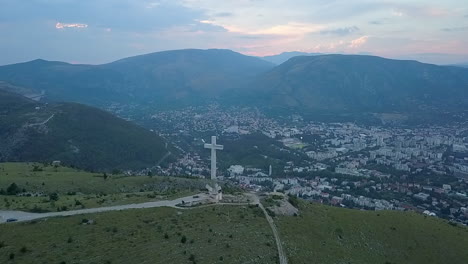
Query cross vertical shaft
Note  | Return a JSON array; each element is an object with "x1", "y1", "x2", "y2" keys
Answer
[
  {"x1": 204, "y1": 136, "x2": 224, "y2": 180},
  {"x1": 211, "y1": 142, "x2": 216, "y2": 180}
]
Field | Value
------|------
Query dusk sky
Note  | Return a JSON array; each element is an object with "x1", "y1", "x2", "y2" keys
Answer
[{"x1": 1, "y1": 0, "x2": 468, "y2": 65}]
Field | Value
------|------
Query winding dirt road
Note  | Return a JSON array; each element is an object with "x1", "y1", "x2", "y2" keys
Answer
[
  {"x1": 26, "y1": 114, "x2": 55, "y2": 127},
  {"x1": 258, "y1": 202, "x2": 289, "y2": 264},
  {"x1": 1, "y1": 192, "x2": 289, "y2": 264}
]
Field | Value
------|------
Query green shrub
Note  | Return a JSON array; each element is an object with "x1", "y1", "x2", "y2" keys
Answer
[
  {"x1": 20, "y1": 246, "x2": 28, "y2": 253},
  {"x1": 49, "y1": 192, "x2": 59, "y2": 201},
  {"x1": 6, "y1": 183, "x2": 21, "y2": 195},
  {"x1": 288, "y1": 195, "x2": 299, "y2": 208}
]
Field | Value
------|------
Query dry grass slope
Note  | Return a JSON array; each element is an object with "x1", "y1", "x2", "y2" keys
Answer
[
  {"x1": 0, "y1": 205, "x2": 277, "y2": 264},
  {"x1": 277, "y1": 201, "x2": 468, "y2": 264},
  {"x1": 0, "y1": 163, "x2": 208, "y2": 212}
]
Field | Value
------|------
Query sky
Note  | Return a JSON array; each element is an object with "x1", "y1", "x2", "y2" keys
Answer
[{"x1": 1, "y1": 0, "x2": 468, "y2": 65}]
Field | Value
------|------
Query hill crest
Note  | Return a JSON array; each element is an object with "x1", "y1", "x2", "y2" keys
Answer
[
  {"x1": 253, "y1": 54, "x2": 468, "y2": 113},
  {"x1": 0, "y1": 91, "x2": 172, "y2": 171}
]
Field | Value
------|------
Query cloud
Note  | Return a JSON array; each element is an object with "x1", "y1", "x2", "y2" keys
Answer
[
  {"x1": 391, "y1": 9, "x2": 404, "y2": 17},
  {"x1": 0, "y1": 1, "x2": 204, "y2": 32},
  {"x1": 421, "y1": 7, "x2": 450, "y2": 17},
  {"x1": 55, "y1": 22, "x2": 88, "y2": 29},
  {"x1": 391, "y1": 6, "x2": 452, "y2": 18},
  {"x1": 251, "y1": 22, "x2": 324, "y2": 36},
  {"x1": 215, "y1": 12, "x2": 233, "y2": 17},
  {"x1": 320, "y1": 26, "x2": 359, "y2": 36},
  {"x1": 441, "y1": 26, "x2": 468, "y2": 32},
  {"x1": 180, "y1": 0, "x2": 399, "y2": 28},
  {"x1": 145, "y1": 2, "x2": 161, "y2": 9},
  {"x1": 199, "y1": 20, "x2": 324, "y2": 36},
  {"x1": 1, "y1": 0, "x2": 468, "y2": 65},
  {"x1": 349, "y1": 36, "x2": 369, "y2": 48},
  {"x1": 189, "y1": 21, "x2": 227, "y2": 32}
]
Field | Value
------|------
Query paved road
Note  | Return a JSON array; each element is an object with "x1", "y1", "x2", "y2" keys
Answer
[{"x1": 0, "y1": 193, "x2": 208, "y2": 224}]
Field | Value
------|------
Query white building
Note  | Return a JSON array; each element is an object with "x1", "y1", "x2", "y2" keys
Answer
[{"x1": 228, "y1": 165, "x2": 244, "y2": 176}]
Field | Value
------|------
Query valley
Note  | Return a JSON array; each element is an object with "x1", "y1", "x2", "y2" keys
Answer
[
  {"x1": 117, "y1": 104, "x2": 468, "y2": 225},
  {"x1": 3, "y1": 0, "x2": 468, "y2": 262},
  {"x1": 1, "y1": 49, "x2": 467, "y2": 264}
]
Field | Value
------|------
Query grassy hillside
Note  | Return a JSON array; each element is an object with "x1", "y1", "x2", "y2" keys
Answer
[
  {"x1": 0, "y1": 163, "x2": 208, "y2": 212},
  {"x1": 277, "y1": 201, "x2": 468, "y2": 264},
  {"x1": 0, "y1": 90, "x2": 173, "y2": 171},
  {"x1": 0, "y1": 205, "x2": 276, "y2": 264},
  {"x1": 2, "y1": 165, "x2": 467, "y2": 264},
  {"x1": 0, "y1": 81, "x2": 43, "y2": 100}
]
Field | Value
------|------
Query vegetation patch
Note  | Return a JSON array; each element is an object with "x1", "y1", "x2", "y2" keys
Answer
[
  {"x1": 277, "y1": 201, "x2": 468, "y2": 264},
  {"x1": 0, "y1": 206, "x2": 276, "y2": 264},
  {"x1": 0, "y1": 163, "x2": 208, "y2": 211}
]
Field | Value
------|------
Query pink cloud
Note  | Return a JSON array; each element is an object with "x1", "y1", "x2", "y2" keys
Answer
[{"x1": 349, "y1": 36, "x2": 369, "y2": 48}]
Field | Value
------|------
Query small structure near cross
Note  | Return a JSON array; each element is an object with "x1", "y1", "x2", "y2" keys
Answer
[
  {"x1": 206, "y1": 183, "x2": 222, "y2": 202},
  {"x1": 204, "y1": 136, "x2": 223, "y2": 180}
]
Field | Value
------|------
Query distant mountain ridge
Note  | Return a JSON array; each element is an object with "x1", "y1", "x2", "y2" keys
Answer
[
  {"x1": 1, "y1": 50, "x2": 468, "y2": 118},
  {"x1": 253, "y1": 54, "x2": 468, "y2": 113},
  {"x1": 261, "y1": 51, "x2": 322, "y2": 65},
  {"x1": 0, "y1": 49, "x2": 274, "y2": 106},
  {"x1": 450, "y1": 63, "x2": 468, "y2": 68},
  {"x1": 0, "y1": 90, "x2": 173, "y2": 171}
]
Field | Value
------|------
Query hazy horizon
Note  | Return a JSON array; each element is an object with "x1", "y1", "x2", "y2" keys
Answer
[
  {"x1": 1, "y1": 0, "x2": 468, "y2": 65},
  {"x1": 1, "y1": 48, "x2": 468, "y2": 67}
]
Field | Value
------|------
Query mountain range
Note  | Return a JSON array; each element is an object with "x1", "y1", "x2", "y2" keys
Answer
[
  {"x1": 0, "y1": 89, "x2": 172, "y2": 171},
  {"x1": 452, "y1": 63, "x2": 468, "y2": 68},
  {"x1": 261, "y1": 51, "x2": 321, "y2": 65},
  {"x1": 253, "y1": 54, "x2": 468, "y2": 113},
  {"x1": 0, "y1": 49, "x2": 274, "y2": 107},
  {"x1": 1, "y1": 49, "x2": 468, "y2": 117}
]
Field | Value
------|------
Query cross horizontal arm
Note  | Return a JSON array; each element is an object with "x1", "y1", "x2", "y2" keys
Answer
[{"x1": 204, "y1": 144, "x2": 224, "y2": 150}]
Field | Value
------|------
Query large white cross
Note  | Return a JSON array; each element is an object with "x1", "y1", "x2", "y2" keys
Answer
[{"x1": 204, "y1": 136, "x2": 223, "y2": 180}]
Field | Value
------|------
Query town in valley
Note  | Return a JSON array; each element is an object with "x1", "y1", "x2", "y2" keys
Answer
[{"x1": 107, "y1": 104, "x2": 468, "y2": 225}]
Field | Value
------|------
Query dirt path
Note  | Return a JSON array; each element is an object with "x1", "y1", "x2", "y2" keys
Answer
[
  {"x1": 258, "y1": 202, "x2": 288, "y2": 264},
  {"x1": 26, "y1": 114, "x2": 55, "y2": 127}
]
